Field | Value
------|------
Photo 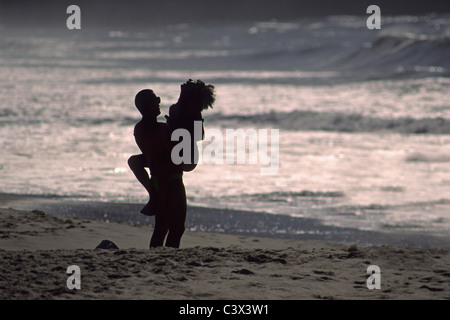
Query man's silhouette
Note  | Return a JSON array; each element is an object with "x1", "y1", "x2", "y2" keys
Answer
[{"x1": 128, "y1": 90, "x2": 168, "y2": 215}]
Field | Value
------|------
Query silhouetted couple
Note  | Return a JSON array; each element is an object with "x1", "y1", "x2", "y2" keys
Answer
[{"x1": 128, "y1": 80, "x2": 215, "y2": 248}]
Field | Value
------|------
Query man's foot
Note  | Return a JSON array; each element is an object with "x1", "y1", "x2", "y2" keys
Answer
[{"x1": 140, "y1": 201, "x2": 157, "y2": 216}]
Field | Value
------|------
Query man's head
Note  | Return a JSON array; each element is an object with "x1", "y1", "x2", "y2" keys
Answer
[{"x1": 134, "y1": 89, "x2": 161, "y2": 117}]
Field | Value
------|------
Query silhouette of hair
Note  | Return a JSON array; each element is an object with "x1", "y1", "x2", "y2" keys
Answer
[
  {"x1": 135, "y1": 89, "x2": 161, "y2": 116},
  {"x1": 178, "y1": 79, "x2": 215, "y2": 114}
]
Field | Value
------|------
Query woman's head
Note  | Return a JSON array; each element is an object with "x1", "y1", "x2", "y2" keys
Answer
[{"x1": 178, "y1": 79, "x2": 215, "y2": 113}]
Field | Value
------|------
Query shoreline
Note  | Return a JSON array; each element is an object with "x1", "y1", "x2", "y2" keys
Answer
[{"x1": 1, "y1": 193, "x2": 449, "y2": 248}]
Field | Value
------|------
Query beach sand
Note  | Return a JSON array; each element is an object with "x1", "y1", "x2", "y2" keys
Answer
[{"x1": 0, "y1": 206, "x2": 449, "y2": 300}]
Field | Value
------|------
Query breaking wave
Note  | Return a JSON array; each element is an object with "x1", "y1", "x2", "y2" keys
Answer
[{"x1": 208, "y1": 111, "x2": 450, "y2": 134}]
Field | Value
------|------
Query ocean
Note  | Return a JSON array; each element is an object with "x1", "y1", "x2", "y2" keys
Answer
[{"x1": 1, "y1": 14, "x2": 450, "y2": 241}]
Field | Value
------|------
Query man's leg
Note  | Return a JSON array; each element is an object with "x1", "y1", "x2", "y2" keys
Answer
[
  {"x1": 150, "y1": 212, "x2": 169, "y2": 248},
  {"x1": 165, "y1": 179, "x2": 187, "y2": 248}
]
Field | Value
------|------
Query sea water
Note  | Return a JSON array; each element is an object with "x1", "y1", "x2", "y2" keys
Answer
[{"x1": 1, "y1": 15, "x2": 450, "y2": 236}]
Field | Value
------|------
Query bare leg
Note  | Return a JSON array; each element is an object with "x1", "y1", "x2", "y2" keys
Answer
[
  {"x1": 128, "y1": 154, "x2": 157, "y2": 215},
  {"x1": 150, "y1": 212, "x2": 169, "y2": 247},
  {"x1": 165, "y1": 179, "x2": 187, "y2": 248},
  {"x1": 148, "y1": 177, "x2": 186, "y2": 248}
]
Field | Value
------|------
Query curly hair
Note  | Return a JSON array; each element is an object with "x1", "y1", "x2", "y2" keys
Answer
[{"x1": 178, "y1": 79, "x2": 215, "y2": 113}]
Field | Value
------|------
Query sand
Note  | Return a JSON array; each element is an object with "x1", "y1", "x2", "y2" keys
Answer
[{"x1": 0, "y1": 207, "x2": 449, "y2": 300}]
